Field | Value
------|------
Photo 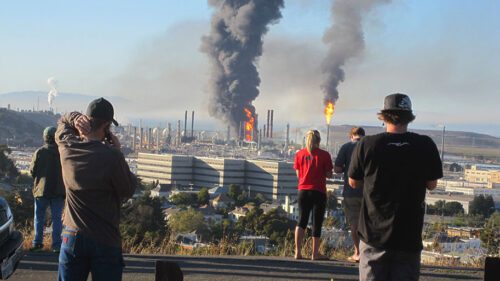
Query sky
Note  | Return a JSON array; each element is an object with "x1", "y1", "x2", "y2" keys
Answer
[{"x1": 1, "y1": 0, "x2": 499, "y2": 136}]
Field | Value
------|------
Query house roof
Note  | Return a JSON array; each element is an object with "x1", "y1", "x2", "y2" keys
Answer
[{"x1": 213, "y1": 194, "x2": 234, "y2": 203}]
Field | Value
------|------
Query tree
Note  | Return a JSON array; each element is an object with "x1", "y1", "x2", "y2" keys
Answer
[
  {"x1": 469, "y1": 195, "x2": 495, "y2": 218},
  {"x1": 253, "y1": 193, "x2": 266, "y2": 205},
  {"x1": 480, "y1": 211, "x2": 500, "y2": 256},
  {"x1": 228, "y1": 184, "x2": 242, "y2": 200},
  {"x1": 169, "y1": 192, "x2": 197, "y2": 206},
  {"x1": 167, "y1": 208, "x2": 205, "y2": 234},
  {"x1": 120, "y1": 193, "x2": 167, "y2": 244},
  {"x1": 197, "y1": 188, "x2": 209, "y2": 206},
  {"x1": 443, "y1": 201, "x2": 464, "y2": 216},
  {"x1": 0, "y1": 144, "x2": 19, "y2": 182}
]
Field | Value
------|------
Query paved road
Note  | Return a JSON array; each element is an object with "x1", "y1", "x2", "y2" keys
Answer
[{"x1": 10, "y1": 252, "x2": 483, "y2": 281}]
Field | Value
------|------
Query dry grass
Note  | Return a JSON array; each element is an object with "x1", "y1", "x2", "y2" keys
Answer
[
  {"x1": 19, "y1": 226, "x2": 53, "y2": 251},
  {"x1": 18, "y1": 229, "x2": 483, "y2": 269},
  {"x1": 446, "y1": 145, "x2": 500, "y2": 159}
]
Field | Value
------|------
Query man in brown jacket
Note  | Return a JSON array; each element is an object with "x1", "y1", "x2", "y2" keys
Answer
[{"x1": 56, "y1": 97, "x2": 136, "y2": 281}]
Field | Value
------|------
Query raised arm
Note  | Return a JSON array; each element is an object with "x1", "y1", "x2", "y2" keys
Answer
[{"x1": 55, "y1": 112, "x2": 83, "y2": 146}]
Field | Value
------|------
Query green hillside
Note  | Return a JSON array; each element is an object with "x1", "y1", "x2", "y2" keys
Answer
[{"x1": 0, "y1": 108, "x2": 59, "y2": 147}]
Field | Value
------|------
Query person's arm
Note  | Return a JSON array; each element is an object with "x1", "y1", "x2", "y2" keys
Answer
[
  {"x1": 347, "y1": 140, "x2": 365, "y2": 188},
  {"x1": 325, "y1": 152, "x2": 334, "y2": 179},
  {"x1": 349, "y1": 178, "x2": 363, "y2": 189},
  {"x1": 333, "y1": 165, "x2": 344, "y2": 173},
  {"x1": 111, "y1": 152, "x2": 137, "y2": 200},
  {"x1": 55, "y1": 112, "x2": 83, "y2": 146},
  {"x1": 295, "y1": 170, "x2": 299, "y2": 178},
  {"x1": 333, "y1": 145, "x2": 346, "y2": 174}
]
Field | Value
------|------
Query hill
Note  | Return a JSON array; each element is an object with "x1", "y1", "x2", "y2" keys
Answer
[
  {"x1": 0, "y1": 108, "x2": 59, "y2": 147},
  {"x1": 0, "y1": 91, "x2": 131, "y2": 114}
]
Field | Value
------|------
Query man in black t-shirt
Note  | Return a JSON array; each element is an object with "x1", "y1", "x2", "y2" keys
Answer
[
  {"x1": 334, "y1": 126, "x2": 365, "y2": 262},
  {"x1": 348, "y1": 93, "x2": 443, "y2": 281}
]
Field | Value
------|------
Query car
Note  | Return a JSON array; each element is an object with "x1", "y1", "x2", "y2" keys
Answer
[{"x1": 0, "y1": 197, "x2": 24, "y2": 279}]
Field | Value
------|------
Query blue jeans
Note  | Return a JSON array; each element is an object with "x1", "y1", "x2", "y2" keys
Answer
[
  {"x1": 34, "y1": 197, "x2": 64, "y2": 249},
  {"x1": 58, "y1": 227, "x2": 124, "y2": 281}
]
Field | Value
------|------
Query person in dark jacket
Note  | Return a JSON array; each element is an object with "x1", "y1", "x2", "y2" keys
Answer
[{"x1": 30, "y1": 126, "x2": 65, "y2": 252}]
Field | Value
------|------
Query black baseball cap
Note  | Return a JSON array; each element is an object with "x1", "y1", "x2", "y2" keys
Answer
[
  {"x1": 86, "y1": 97, "x2": 118, "y2": 126},
  {"x1": 382, "y1": 93, "x2": 412, "y2": 112}
]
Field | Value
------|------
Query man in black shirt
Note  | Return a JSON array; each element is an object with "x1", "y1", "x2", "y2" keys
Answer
[
  {"x1": 334, "y1": 126, "x2": 365, "y2": 262},
  {"x1": 348, "y1": 93, "x2": 443, "y2": 281}
]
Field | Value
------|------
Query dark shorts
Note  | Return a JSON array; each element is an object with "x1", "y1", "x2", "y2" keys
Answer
[
  {"x1": 297, "y1": 190, "x2": 326, "y2": 237},
  {"x1": 343, "y1": 197, "x2": 362, "y2": 226},
  {"x1": 359, "y1": 241, "x2": 421, "y2": 281}
]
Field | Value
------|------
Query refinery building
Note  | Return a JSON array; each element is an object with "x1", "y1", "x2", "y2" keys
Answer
[{"x1": 137, "y1": 153, "x2": 297, "y2": 200}]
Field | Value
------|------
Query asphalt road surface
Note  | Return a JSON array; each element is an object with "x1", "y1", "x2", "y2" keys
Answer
[{"x1": 10, "y1": 252, "x2": 483, "y2": 281}]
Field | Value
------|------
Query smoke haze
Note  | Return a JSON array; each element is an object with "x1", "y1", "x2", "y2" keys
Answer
[
  {"x1": 321, "y1": 0, "x2": 390, "y2": 105},
  {"x1": 47, "y1": 77, "x2": 58, "y2": 107},
  {"x1": 201, "y1": 0, "x2": 284, "y2": 132}
]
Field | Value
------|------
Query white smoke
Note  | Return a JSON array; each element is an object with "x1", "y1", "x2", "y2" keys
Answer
[{"x1": 47, "y1": 77, "x2": 58, "y2": 107}]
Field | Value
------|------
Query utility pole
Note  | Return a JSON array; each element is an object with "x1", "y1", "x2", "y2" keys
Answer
[{"x1": 441, "y1": 125, "x2": 446, "y2": 162}]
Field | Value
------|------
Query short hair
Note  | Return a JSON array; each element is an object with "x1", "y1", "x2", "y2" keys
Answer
[
  {"x1": 377, "y1": 110, "x2": 416, "y2": 125},
  {"x1": 90, "y1": 117, "x2": 110, "y2": 132},
  {"x1": 350, "y1": 127, "x2": 365, "y2": 138}
]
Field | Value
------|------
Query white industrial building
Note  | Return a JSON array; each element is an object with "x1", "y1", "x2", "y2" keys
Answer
[{"x1": 137, "y1": 153, "x2": 298, "y2": 200}]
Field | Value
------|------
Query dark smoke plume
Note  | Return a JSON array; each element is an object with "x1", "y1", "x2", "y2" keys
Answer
[
  {"x1": 321, "y1": 0, "x2": 390, "y2": 105},
  {"x1": 201, "y1": 0, "x2": 284, "y2": 132}
]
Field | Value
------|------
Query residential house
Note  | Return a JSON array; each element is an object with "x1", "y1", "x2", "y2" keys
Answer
[
  {"x1": 228, "y1": 207, "x2": 250, "y2": 222},
  {"x1": 211, "y1": 194, "x2": 234, "y2": 210},
  {"x1": 198, "y1": 204, "x2": 223, "y2": 224},
  {"x1": 150, "y1": 183, "x2": 172, "y2": 199}
]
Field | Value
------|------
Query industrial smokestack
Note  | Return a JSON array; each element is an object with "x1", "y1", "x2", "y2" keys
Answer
[
  {"x1": 321, "y1": 0, "x2": 390, "y2": 106},
  {"x1": 227, "y1": 125, "x2": 231, "y2": 143},
  {"x1": 139, "y1": 120, "x2": 143, "y2": 149},
  {"x1": 266, "y1": 110, "x2": 270, "y2": 138},
  {"x1": 191, "y1": 110, "x2": 195, "y2": 138},
  {"x1": 326, "y1": 124, "x2": 330, "y2": 151},
  {"x1": 258, "y1": 128, "x2": 262, "y2": 150},
  {"x1": 184, "y1": 110, "x2": 188, "y2": 136},
  {"x1": 132, "y1": 126, "x2": 137, "y2": 151},
  {"x1": 285, "y1": 123, "x2": 290, "y2": 150},
  {"x1": 270, "y1": 110, "x2": 274, "y2": 138},
  {"x1": 201, "y1": 0, "x2": 284, "y2": 133},
  {"x1": 177, "y1": 120, "x2": 181, "y2": 146},
  {"x1": 156, "y1": 128, "x2": 160, "y2": 151},
  {"x1": 148, "y1": 128, "x2": 152, "y2": 150}
]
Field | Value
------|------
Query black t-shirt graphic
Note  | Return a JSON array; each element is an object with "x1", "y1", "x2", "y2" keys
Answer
[{"x1": 348, "y1": 132, "x2": 443, "y2": 252}]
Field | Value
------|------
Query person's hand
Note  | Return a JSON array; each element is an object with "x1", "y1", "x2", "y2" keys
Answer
[
  {"x1": 108, "y1": 132, "x2": 121, "y2": 149},
  {"x1": 75, "y1": 115, "x2": 91, "y2": 136}
]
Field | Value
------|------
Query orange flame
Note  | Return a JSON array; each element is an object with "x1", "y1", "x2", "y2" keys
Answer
[
  {"x1": 243, "y1": 108, "x2": 255, "y2": 141},
  {"x1": 324, "y1": 102, "x2": 335, "y2": 124}
]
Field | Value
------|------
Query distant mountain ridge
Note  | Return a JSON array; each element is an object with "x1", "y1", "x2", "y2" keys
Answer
[{"x1": 0, "y1": 91, "x2": 131, "y2": 113}]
